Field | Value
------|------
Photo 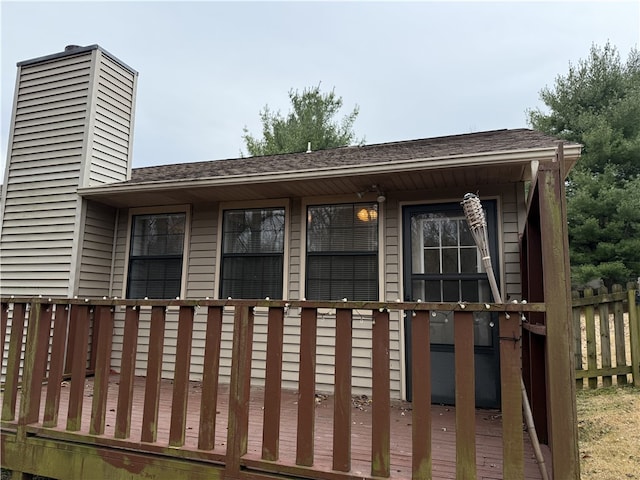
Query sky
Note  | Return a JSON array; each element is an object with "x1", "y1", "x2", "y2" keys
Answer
[{"x1": 1, "y1": 1, "x2": 639, "y2": 173}]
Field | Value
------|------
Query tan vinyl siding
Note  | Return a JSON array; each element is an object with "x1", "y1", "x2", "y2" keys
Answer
[
  {"x1": 502, "y1": 184, "x2": 523, "y2": 299},
  {"x1": 87, "y1": 52, "x2": 136, "y2": 186},
  {"x1": 77, "y1": 201, "x2": 116, "y2": 297},
  {"x1": 0, "y1": 51, "x2": 93, "y2": 297}
]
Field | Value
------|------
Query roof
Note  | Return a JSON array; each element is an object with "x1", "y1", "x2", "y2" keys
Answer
[
  {"x1": 79, "y1": 128, "x2": 581, "y2": 208},
  {"x1": 128, "y1": 128, "x2": 578, "y2": 184}
]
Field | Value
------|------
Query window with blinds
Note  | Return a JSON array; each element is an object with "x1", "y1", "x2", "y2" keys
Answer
[
  {"x1": 220, "y1": 207, "x2": 285, "y2": 299},
  {"x1": 127, "y1": 212, "x2": 186, "y2": 299},
  {"x1": 306, "y1": 203, "x2": 378, "y2": 301}
]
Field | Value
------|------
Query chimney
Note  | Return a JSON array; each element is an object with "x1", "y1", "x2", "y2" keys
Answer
[{"x1": 0, "y1": 45, "x2": 138, "y2": 297}]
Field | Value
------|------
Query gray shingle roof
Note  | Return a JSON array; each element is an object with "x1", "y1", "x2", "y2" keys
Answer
[{"x1": 129, "y1": 128, "x2": 575, "y2": 184}]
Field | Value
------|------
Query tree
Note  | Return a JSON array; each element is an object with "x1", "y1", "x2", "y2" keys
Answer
[
  {"x1": 242, "y1": 85, "x2": 363, "y2": 156},
  {"x1": 528, "y1": 42, "x2": 640, "y2": 287}
]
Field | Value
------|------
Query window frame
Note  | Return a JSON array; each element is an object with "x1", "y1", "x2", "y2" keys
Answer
[
  {"x1": 215, "y1": 199, "x2": 290, "y2": 300},
  {"x1": 303, "y1": 199, "x2": 381, "y2": 302},
  {"x1": 123, "y1": 205, "x2": 191, "y2": 299}
]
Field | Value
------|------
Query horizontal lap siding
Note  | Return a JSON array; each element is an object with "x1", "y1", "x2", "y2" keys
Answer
[
  {"x1": 87, "y1": 53, "x2": 136, "y2": 185},
  {"x1": 502, "y1": 185, "x2": 522, "y2": 299},
  {"x1": 77, "y1": 201, "x2": 116, "y2": 298},
  {"x1": 0, "y1": 52, "x2": 93, "y2": 297}
]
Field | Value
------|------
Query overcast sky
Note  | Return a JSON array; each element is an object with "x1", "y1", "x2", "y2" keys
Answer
[{"x1": 1, "y1": 1, "x2": 639, "y2": 173}]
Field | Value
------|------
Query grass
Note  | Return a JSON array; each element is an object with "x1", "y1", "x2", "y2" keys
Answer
[{"x1": 577, "y1": 385, "x2": 640, "y2": 479}]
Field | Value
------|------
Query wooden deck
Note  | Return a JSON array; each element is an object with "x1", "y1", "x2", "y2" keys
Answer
[{"x1": 2, "y1": 374, "x2": 549, "y2": 479}]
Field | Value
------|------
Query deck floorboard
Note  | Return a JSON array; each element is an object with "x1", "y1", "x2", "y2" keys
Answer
[{"x1": 5, "y1": 374, "x2": 549, "y2": 479}]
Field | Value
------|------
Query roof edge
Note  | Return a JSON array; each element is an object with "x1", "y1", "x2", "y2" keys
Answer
[{"x1": 79, "y1": 144, "x2": 581, "y2": 197}]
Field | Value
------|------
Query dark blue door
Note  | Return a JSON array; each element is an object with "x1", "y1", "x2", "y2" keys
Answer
[{"x1": 402, "y1": 202, "x2": 501, "y2": 408}]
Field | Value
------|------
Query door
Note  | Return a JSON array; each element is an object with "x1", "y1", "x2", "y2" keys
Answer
[{"x1": 402, "y1": 201, "x2": 500, "y2": 408}]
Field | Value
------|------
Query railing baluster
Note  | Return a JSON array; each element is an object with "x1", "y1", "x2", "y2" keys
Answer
[
  {"x1": 371, "y1": 309, "x2": 390, "y2": 478},
  {"x1": 66, "y1": 305, "x2": 91, "y2": 431},
  {"x1": 19, "y1": 302, "x2": 52, "y2": 426},
  {"x1": 141, "y1": 305, "x2": 166, "y2": 443},
  {"x1": 2, "y1": 303, "x2": 26, "y2": 422},
  {"x1": 454, "y1": 311, "x2": 476, "y2": 480},
  {"x1": 0, "y1": 302, "x2": 8, "y2": 365},
  {"x1": 90, "y1": 305, "x2": 115, "y2": 435},
  {"x1": 198, "y1": 305, "x2": 223, "y2": 450},
  {"x1": 43, "y1": 303, "x2": 71, "y2": 427},
  {"x1": 499, "y1": 312, "x2": 524, "y2": 479},
  {"x1": 262, "y1": 306, "x2": 284, "y2": 461},
  {"x1": 296, "y1": 307, "x2": 317, "y2": 467},
  {"x1": 169, "y1": 305, "x2": 195, "y2": 447},
  {"x1": 115, "y1": 306, "x2": 140, "y2": 439},
  {"x1": 333, "y1": 308, "x2": 352, "y2": 472},
  {"x1": 411, "y1": 310, "x2": 431, "y2": 480},
  {"x1": 226, "y1": 304, "x2": 254, "y2": 477}
]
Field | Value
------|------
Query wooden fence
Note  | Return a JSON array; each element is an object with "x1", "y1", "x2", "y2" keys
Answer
[{"x1": 572, "y1": 283, "x2": 640, "y2": 388}]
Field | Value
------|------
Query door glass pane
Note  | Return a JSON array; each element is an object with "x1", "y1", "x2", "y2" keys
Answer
[{"x1": 430, "y1": 311, "x2": 454, "y2": 344}]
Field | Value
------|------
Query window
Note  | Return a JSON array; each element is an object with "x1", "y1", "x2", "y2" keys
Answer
[
  {"x1": 306, "y1": 203, "x2": 378, "y2": 301},
  {"x1": 220, "y1": 207, "x2": 285, "y2": 299},
  {"x1": 127, "y1": 212, "x2": 186, "y2": 299},
  {"x1": 405, "y1": 203, "x2": 497, "y2": 346}
]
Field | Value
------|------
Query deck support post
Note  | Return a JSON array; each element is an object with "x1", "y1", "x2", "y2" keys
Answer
[{"x1": 538, "y1": 150, "x2": 580, "y2": 480}]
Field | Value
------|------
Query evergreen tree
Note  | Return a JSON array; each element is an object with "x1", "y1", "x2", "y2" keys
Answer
[
  {"x1": 528, "y1": 42, "x2": 640, "y2": 286},
  {"x1": 242, "y1": 85, "x2": 363, "y2": 156}
]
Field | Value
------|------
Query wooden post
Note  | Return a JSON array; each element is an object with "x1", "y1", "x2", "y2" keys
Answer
[
  {"x1": 296, "y1": 307, "x2": 317, "y2": 467},
  {"x1": 44, "y1": 303, "x2": 71, "y2": 427},
  {"x1": 628, "y1": 287, "x2": 640, "y2": 387},
  {"x1": 198, "y1": 305, "x2": 223, "y2": 450},
  {"x1": 612, "y1": 284, "x2": 628, "y2": 385},
  {"x1": 262, "y1": 306, "x2": 284, "y2": 461},
  {"x1": 226, "y1": 304, "x2": 254, "y2": 478},
  {"x1": 66, "y1": 304, "x2": 91, "y2": 432},
  {"x1": 538, "y1": 155, "x2": 580, "y2": 480},
  {"x1": 333, "y1": 308, "x2": 352, "y2": 472},
  {"x1": 115, "y1": 306, "x2": 140, "y2": 439},
  {"x1": 500, "y1": 313, "x2": 524, "y2": 480},
  {"x1": 169, "y1": 305, "x2": 195, "y2": 447},
  {"x1": 454, "y1": 311, "x2": 476, "y2": 480},
  {"x1": 90, "y1": 305, "x2": 115, "y2": 435},
  {"x1": 19, "y1": 302, "x2": 52, "y2": 427},
  {"x1": 598, "y1": 286, "x2": 612, "y2": 387},
  {"x1": 371, "y1": 309, "x2": 391, "y2": 478},
  {"x1": 141, "y1": 306, "x2": 166, "y2": 443},
  {"x1": 2, "y1": 303, "x2": 26, "y2": 422},
  {"x1": 411, "y1": 310, "x2": 431, "y2": 480}
]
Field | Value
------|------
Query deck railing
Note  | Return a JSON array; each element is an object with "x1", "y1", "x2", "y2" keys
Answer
[{"x1": 1, "y1": 297, "x2": 545, "y2": 480}]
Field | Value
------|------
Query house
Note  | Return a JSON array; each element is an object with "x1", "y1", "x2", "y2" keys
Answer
[{"x1": 0, "y1": 45, "x2": 581, "y2": 479}]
